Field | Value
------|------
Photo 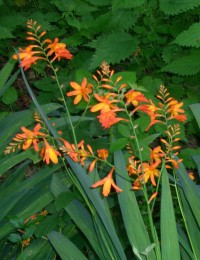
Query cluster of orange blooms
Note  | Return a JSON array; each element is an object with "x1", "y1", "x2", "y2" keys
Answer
[
  {"x1": 13, "y1": 20, "x2": 72, "y2": 70},
  {"x1": 6, "y1": 20, "x2": 188, "y2": 198},
  {"x1": 67, "y1": 62, "x2": 187, "y2": 132}
]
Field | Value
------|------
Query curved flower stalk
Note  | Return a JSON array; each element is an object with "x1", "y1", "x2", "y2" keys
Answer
[
  {"x1": 12, "y1": 19, "x2": 78, "y2": 147},
  {"x1": 13, "y1": 20, "x2": 72, "y2": 70},
  {"x1": 4, "y1": 115, "x2": 61, "y2": 165}
]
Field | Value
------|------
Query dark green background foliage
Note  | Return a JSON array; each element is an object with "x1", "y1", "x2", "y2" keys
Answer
[
  {"x1": 1, "y1": 0, "x2": 200, "y2": 110},
  {"x1": 0, "y1": 0, "x2": 200, "y2": 259}
]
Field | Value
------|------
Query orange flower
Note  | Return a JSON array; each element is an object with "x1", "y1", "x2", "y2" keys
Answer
[
  {"x1": 22, "y1": 238, "x2": 31, "y2": 247},
  {"x1": 141, "y1": 162, "x2": 160, "y2": 186},
  {"x1": 13, "y1": 45, "x2": 44, "y2": 70},
  {"x1": 88, "y1": 149, "x2": 109, "y2": 172},
  {"x1": 88, "y1": 158, "x2": 98, "y2": 172},
  {"x1": 21, "y1": 56, "x2": 44, "y2": 70},
  {"x1": 97, "y1": 110, "x2": 127, "y2": 129},
  {"x1": 132, "y1": 100, "x2": 162, "y2": 131},
  {"x1": 90, "y1": 93, "x2": 119, "y2": 113},
  {"x1": 165, "y1": 157, "x2": 182, "y2": 169},
  {"x1": 148, "y1": 192, "x2": 158, "y2": 204},
  {"x1": 78, "y1": 142, "x2": 91, "y2": 165},
  {"x1": 150, "y1": 146, "x2": 165, "y2": 168},
  {"x1": 124, "y1": 90, "x2": 148, "y2": 106},
  {"x1": 167, "y1": 99, "x2": 187, "y2": 122},
  {"x1": 188, "y1": 172, "x2": 195, "y2": 180},
  {"x1": 91, "y1": 167, "x2": 123, "y2": 197},
  {"x1": 60, "y1": 138, "x2": 79, "y2": 162},
  {"x1": 97, "y1": 149, "x2": 109, "y2": 160},
  {"x1": 13, "y1": 45, "x2": 40, "y2": 60},
  {"x1": 60, "y1": 139, "x2": 90, "y2": 165},
  {"x1": 132, "y1": 162, "x2": 160, "y2": 188},
  {"x1": 40, "y1": 139, "x2": 61, "y2": 164},
  {"x1": 132, "y1": 178, "x2": 142, "y2": 190},
  {"x1": 46, "y1": 38, "x2": 73, "y2": 61},
  {"x1": 127, "y1": 156, "x2": 141, "y2": 175},
  {"x1": 67, "y1": 78, "x2": 93, "y2": 104},
  {"x1": 14, "y1": 123, "x2": 45, "y2": 151}
]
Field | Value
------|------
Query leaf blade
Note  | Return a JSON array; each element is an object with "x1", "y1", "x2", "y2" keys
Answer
[{"x1": 161, "y1": 167, "x2": 180, "y2": 259}]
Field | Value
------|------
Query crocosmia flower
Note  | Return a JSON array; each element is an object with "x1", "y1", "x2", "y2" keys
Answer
[
  {"x1": 46, "y1": 38, "x2": 73, "y2": 61},
  {"x1": 67, "y1": 78, "x2": 93, "y2": 104},
  {"x1": 91, "y1": 167, "x2": 123, "y2": 197},
  {"x1": 14, "y1": 123, "x2": 45, "y2": 151},
  {"x1": 40, "y1": 139, "x2": 61, "y2": 164}
]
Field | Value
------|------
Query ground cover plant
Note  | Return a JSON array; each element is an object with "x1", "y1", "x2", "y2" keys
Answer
[{"x1": 0, "y1": 1, "x2": 200, "y2": 259}]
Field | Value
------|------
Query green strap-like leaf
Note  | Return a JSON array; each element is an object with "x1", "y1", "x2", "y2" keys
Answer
[
  {"x1": 161, "y1": 167, "x2": 180, "y2": 260},
  {"x1": 176, "y1": 161, "x2": 200, "y2": 228},
  {"x1": 48, "y1": 231, "x2": 87, "y2": 260},
  {"x1": 114, "y1": 149, "x2": 156, "y2": 260},
  {"x1": 17, "y1": 238, "x2": 56, "y2": 260},
  {"x1": 19, "y1": 56, "x2": 127, "y2": 260},
  {"x1": 0, "y1": 58, "x2": 16, "y2": 93},
  {"x1": 179, "y1": 190, "x2": 200, "y2": 258},
  {"x1": 50, "y1": 174, "x2": 112, "y2": 260}
]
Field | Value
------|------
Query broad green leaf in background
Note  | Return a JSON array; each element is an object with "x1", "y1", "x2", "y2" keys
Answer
[
  {"x1": 161, "y1": 51, "x2": 200, "y2": 76},
  {"x1": 161, "y1": 167, "x2": 180, "y2": 260},
  {"x1": 89, "y1": 32, "x2": 138, "y2": 69},
  {"x1": 117, "y1": 123, "x2": 131, "y2": 137},
  {"x1": 114, "y1": 149, "x2": 156, "y2": 260},
  {"x1": 112, "y1": 0, "x2": 145, "y2": 10},
  {"x1": 112, "y1": 71, "x2": 137, "y2": 86},
  {"x1": 140, "y1": 133, "x2": 160, "y2": 147},
  {"x1": 48, "y1": 231, "x2": 87, "y2": 260},
  {"x1": 159, "y1": 0, "x2": 200, "y2": 15},
  {"x1": 0, "y1": 26, "x2": 15, "y2": 39},
  {"x1": 190, "y1": 103, "x2": 200, "y2": 129},
  {"x1": 110, "y1": 137, "x2": 129, "y2": 152},
  {"x1": 173, "y1": 22, "x2": 200, "y2": 48},
  {"x1": 2, "y1": 87, "x2": 18, "y2": 105}
]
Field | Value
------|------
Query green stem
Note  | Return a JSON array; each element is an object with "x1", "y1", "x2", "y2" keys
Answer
[
  {"x1": 50, "y1": 66, "x2": 78, "y2": 147},
  {"x1": 173, "y1": 174, "x2": 198, "y2": 260},
  {"x1": 33, "y1": 29, "x2": 78, "y2": 146}
]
